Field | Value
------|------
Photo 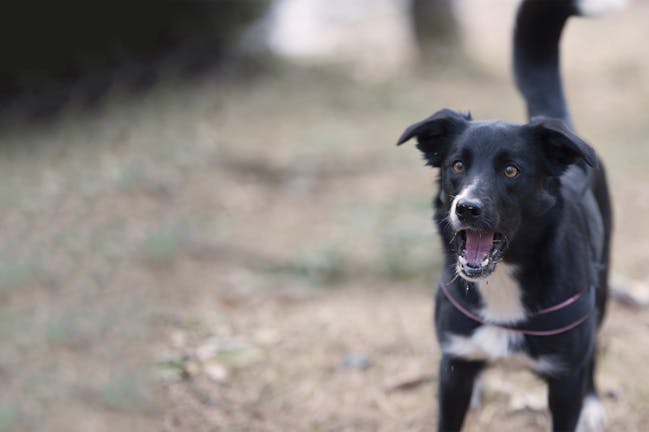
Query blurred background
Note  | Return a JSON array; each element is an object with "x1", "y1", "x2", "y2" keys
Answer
[{"x1": 1, "y1": 0, "x2": 648, "y2": 430}]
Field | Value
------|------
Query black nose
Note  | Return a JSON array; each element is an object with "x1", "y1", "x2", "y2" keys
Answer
[{"x1": 456, "y1": 199, "x2": 482, "y2": 222}]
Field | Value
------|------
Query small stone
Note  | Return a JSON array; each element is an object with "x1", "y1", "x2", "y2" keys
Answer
[
  {"x1": 508, "y1": 391, "x2": 546, "y2": 413},
  {"x1": 171, "y1": 330, "x2": 186, "y2": 348},
  {"x1": 195, "y1": 338, "x2": 221, "y2": 361},
  {"x1": 342, "y1": 353, "x2": 372, "y2": 370},
  {"x1": 204, "y1": 360, "x2": 229, "y2": 383}
]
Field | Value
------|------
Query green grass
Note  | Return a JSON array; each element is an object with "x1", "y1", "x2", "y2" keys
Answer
[
  {"x1": 381, "y1": 231, "x2": 440, "y2": 280},
  {"x1": 117, "y1": 158, "x2": 149, "y2": 192},
  {"x1": 0, "y1": 260, "x2": 37, "y2": 294},
  {"x1": 139, "y1": 224, "x2": 190, "y2": 264},
  {"x1": 265, "y1": 245, "x2": 350, "y2": 286},
  {"x1": 0, "y1": 405, "x2": 20, "y2": 431},
  {"x1": 99, "y1": 374, "x2": 153, "y2": 413}
]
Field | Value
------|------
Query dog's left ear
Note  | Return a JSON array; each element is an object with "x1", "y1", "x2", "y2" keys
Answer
[
  {"x1": 396, "y1": 109, "x2": 470, "y2": 167},
  {"x1": 526, "y1": 117, "x2": 597, "y2": 175}
]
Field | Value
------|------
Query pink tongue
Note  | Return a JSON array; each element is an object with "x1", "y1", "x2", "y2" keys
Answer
[{"x1": 464, "y1": 230, "x2": 494, "y2": 265}]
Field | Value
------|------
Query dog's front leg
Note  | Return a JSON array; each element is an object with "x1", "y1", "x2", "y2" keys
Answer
[
  {"x1": 547, "y1": 368, "x2": 587, "y2": 432},
  {"x1": 437, "y1": 355, "x2": 485, "y2": 432}
]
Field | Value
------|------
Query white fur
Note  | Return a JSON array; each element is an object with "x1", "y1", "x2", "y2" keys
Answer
[
  {"x1": 577, "y1": 0, "x2": 627, "y2": 16},
  {"x1": 443, "y1": 326, "x2": 559, "y2": 375},
  {"x1": 577, "y1": 395, "x2": 607, "y2": 432},
  {"x1": 446, "y1": 325, "x2": 518, "y2": 361},
  {"x1": 449, "y1": 180, "x2": 480, "y2": 230},
  {"x1": 469, "y1": 375, "x2": 483, "y2": 410},
  {"x1": 477, "y1": 263, "x2": 527, "y2": 324},
  {"x1": 444, "y1": 262, "x2": 559, "y2": 374}
]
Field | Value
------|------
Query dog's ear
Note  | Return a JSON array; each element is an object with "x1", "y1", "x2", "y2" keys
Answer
[
  {"x1": 526, "y1": 117, "x2": 597, "y2": 176},
  {"x1": 396, "y1": 109, "x2": 470, "y2": 167}
]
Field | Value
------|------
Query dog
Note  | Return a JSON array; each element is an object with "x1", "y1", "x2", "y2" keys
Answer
[{"x1": 397, "y1": 1, "x2": 615, "y2": 431}]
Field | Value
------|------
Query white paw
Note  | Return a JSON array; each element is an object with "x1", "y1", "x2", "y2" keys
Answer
[
  {"x1": 576, "y1": 395, "x2": 607, "y2": 432},
  {"x1": 577, "y1": 0, "x2": 627, "y2": 17},
  {"x1": 469, "y1": 378, "x2": 483, "y2": 410}
]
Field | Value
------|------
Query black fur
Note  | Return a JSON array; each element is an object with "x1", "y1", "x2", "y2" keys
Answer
[{"x1": 397, "y1": 1, "x2": 613, "y2": 431}]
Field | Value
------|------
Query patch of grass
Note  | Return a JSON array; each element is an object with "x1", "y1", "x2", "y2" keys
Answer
[
  {"x1": 0, "y1": 310, "x2": 17, "y2": 339},
  {"x1": 0, "y1": 260, "x2": 37, "y2": 294},
  {"x1": 155, "y1": 358, "x2": 190, "y2": 382},
  {"x1": 0, "y1": 405, "x2": 20, "y2": 431},
  {"x1": 45, "y1": 298, "x2": 146, "y2": 350},
  {"x1": 341, "y1": 198, "x2": 440, "y2": 280},
  {"x1": 139, "y1": 224, "x2": 189, "y2": 264},
  {"x1": 22, "y1": 370, "x2": 63, "y2": 404},
  {"x1": 45, "y1": 313, "x2": 85, "y2": 347},
  {"x1": 99, "y1": 374, "x2": 153, "y2": 413},
  {"x1": 89, "y1": 221, "x2": 127, "y2": 258},
  {"x1": 216, "y1": 346, "x2": 261, "y2": 369},
  {"x1": 0, "y1": 178, "x2": 30, "y2": 210},
  {"x1": 381, "y1": 231, "x2": 439, "y2": 280},
  {"x1": 0, "y1": 308, "x2": 31, "y2": 347},
  {"x1": 266, "y1": 246, "x2": 349, "y2": 286},
  {"x1": 117, "y1": 158, "x2": 149, "y2": 192},
  {"x1": 299, "y1": 124, "x2": 346, "y2": 155},
  {"x1": 63, "y1": 160, "x2": 102, "y2": 198}
]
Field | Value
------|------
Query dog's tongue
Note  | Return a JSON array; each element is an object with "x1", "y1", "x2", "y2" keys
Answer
[{"x1": 464, "y1": 230, "x2": 494, "y2": 265}]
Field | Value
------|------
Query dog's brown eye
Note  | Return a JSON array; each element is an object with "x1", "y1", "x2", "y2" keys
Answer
[
  {"x1": 452, "y1": 161, "x2": 465, "y2": 173},
  {"x1": 504, "y1": 165, "x2": 519, "y2": 178}
]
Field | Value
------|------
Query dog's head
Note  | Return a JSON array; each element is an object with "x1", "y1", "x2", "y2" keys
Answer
[{"x1": 397, "y1": 109, "x2": 596, "y2": 281}]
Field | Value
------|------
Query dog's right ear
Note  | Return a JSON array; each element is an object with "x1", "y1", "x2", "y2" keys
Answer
[{"x1": 396, "y1": 109, "x2": 470, "y2": 167}]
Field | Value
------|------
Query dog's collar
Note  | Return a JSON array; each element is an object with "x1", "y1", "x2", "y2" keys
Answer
[{"x1": 439, "y1": 281, "x2": 593, "y2": 336}]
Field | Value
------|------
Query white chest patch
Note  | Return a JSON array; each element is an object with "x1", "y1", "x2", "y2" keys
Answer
[
  {"x1": 476, "y1": 263, "x2": 527, "y2": 324},
  {"x1": 445, "y1": 325, "x2": 522, "y2": 362},
  {"x1": 444, "y1": 263, "x2": 559, "y2": 374},
  {"x1": 443, "y1": 326, "x2": 558, "y2": 374}
]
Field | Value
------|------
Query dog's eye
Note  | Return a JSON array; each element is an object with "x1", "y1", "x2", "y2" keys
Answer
[
  {"x1": 504, "y1": 165, "x2": 519, "y2": 178},
  {"x1": 452, "y1": 161, "x2": 465, "y2": 173}
]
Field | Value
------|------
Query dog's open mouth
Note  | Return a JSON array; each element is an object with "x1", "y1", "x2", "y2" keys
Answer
[{"x1": 455, "y1": 230, "x2": 506, "y2": 279}]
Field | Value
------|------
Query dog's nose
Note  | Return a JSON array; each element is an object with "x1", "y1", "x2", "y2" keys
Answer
[{"x1": 456, "y1": 199, "x2": 482, "y2": 222}]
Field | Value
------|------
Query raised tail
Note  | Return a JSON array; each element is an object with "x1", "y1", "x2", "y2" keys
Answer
[
  {"x1": 513, "y1": 0, "x2": 575, "y2": 126},
  {"x1": 513, "y1": 0, "x2": 625, "y2": 127}
]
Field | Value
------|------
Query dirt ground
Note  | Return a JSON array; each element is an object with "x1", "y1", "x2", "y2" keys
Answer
[{"x1": 2, "y1": 2, "x2": 649, "y2": 431}]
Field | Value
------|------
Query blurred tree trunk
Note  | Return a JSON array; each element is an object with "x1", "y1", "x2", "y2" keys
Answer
[{"x1": 410, "y1": 0, "x2": 459, "y2": 59}]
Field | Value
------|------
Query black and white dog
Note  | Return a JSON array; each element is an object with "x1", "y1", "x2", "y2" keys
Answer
[{"x1": 397, "y1": 1, "x2": 617, "y2": 431}]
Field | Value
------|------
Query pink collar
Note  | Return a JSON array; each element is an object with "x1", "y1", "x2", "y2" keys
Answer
[{"x1": 439, "y1": 281, "x2": 592, "y2": 336}]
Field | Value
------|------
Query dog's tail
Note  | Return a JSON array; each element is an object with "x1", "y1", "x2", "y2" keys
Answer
[{"x1": 513, "y1": 0, "x2": 625, "y2": 127}]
